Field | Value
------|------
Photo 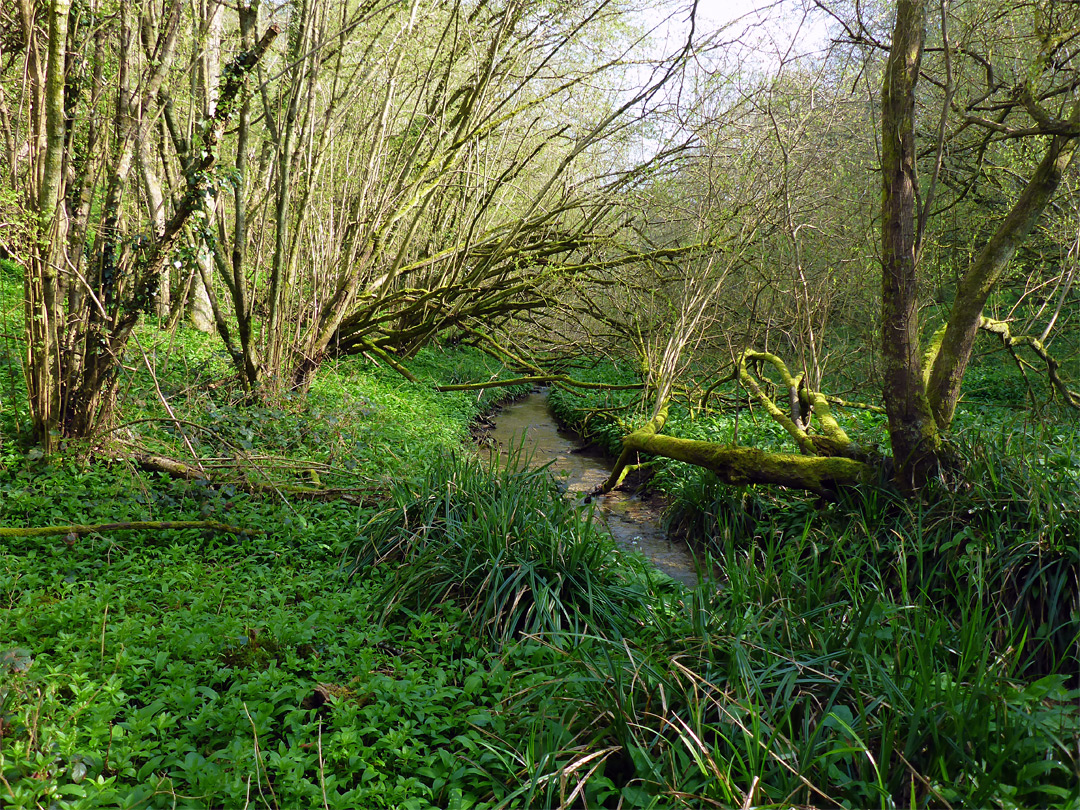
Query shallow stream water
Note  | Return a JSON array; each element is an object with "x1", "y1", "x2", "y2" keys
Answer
[{"x1": 486, "y1": 391, "x2": 700, "y2": 586}]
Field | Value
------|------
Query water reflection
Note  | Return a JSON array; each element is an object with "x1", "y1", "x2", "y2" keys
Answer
[{"x1": 485, "y1": 391, "x2": 701, "y2": 587}]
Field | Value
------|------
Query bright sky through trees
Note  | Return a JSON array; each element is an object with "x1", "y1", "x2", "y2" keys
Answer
[{"x1": 648, "y1": 0, "x2": 831, "y2": 68}]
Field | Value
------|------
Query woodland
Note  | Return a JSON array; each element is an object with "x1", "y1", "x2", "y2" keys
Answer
[{"x1": 0, "y1": 0, "x2": 1078, "y2": 807}]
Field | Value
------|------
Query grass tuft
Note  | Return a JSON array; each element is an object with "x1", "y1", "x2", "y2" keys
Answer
[{"x1": 345, "y1": 448, "x2": 654, "y2": 642}]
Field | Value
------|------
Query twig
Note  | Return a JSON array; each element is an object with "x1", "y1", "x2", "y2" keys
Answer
[
  {"x1": 317, "y1": 722, "x2": 330, "y2": 810},
  {"x1": 243, "y1": 701, "x2": 278, "y2": 810},
  {"x1": 100, "y1": 604, "x2": 108, "y2": 661}
]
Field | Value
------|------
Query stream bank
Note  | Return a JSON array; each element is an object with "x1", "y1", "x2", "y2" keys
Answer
[{"x1": 485, "y1": 390, "x2": 701, "y2": 587}]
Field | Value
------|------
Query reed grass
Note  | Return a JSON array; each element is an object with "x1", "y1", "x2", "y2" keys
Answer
[{"x1": 343, "y1": 447, "x2": 656, "y2": 642}]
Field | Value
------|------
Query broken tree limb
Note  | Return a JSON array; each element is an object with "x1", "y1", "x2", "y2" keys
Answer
[
  {"x1": 592, "y1": 402, "x2": 874, "y2": 499},
  {"x1": 596, "y1": 405, "x2": 671, "y2": 494},
  {"x1": 131, "y1": 453, "x2": 384, "y2": 504}
]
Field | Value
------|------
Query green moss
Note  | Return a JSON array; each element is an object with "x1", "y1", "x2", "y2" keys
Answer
[{"x1": 631, "y1": 432, "x2": 872, "y2": 496}]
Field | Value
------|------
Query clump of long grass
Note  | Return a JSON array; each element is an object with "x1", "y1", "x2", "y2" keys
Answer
[
  {"x1": 343, "y1": 448, "x2": 654, "y2": 641},
  {"x1": 480, "y1": 418, "x2": 1080, "y2": 808},
  {"x1": 498, "y1": 514, "x2": 1079, "y2": 809},
  {"x1": 512, "y1": 350, "x2": 1080, "y2": 807},
  {"x1": 662, "y1": 417, "x2": 1080, "y2": 683},
  {"x1": 931, "y1": 419, "x2": 1080, "y2": 678}
]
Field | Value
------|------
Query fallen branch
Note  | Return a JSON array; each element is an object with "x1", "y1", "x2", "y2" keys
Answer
[
  {"x1": 0, "y1": 521, "x2": 253, "y2": 538},
  {"x1": 591, "y1": 403, "x2": 874, "y2": 500},
  {"x1": 132, "y1": 453, "x2": 383, "y2": 504},
  {"x1": 436, "y1": 375, "x2": 643, "y2": 392}
]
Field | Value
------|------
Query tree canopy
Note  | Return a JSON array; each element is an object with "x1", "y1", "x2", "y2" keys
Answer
[{"x1": 1, "y1": 0, "x2": 1077, "y2": 492}]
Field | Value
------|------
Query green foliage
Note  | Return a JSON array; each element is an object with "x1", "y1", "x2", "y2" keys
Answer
[
  {"x1": 0, "y1": 337, "x2": 539, "y2": 807},
  {"x1": 0, "y1": 258, "x2": 22, "y2": 280},
  {"x1": 963, "y1": 355, "x2": 1041, "y2": 407},
  {"x1": 0, "y1": 271, "x2": 28, "y2": 447},
  {"x1": 504, "y1": 571, "x2": 1079, "y2": 809},
  {"x1": 537, "y1": 355, "x2": 1080, "y2": 808},
  {"x1": 0, "y1": 461, "x2": 527, "y2": 808},
  {"x1": 120, "y1": 339, "x2": 530, "y2": 488},
  {"x1": 2, "y1": 333, "x2": 1078, "y2": 809},
  {"x1": 345, "y1": 450, "x2": 656, "y2": 642}
]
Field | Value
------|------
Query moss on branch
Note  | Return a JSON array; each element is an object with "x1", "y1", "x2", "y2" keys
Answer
[
  {"x1": 0, "y1": 521, "x2": 253, "y2": 538},
  {"x1": 595, "y1": 398, "x2": 873, "y2": 499},
  {"x1": 627, "y1": 435, "x2": 873, "y2": 496},
  {"x1": 979, "y1": 316, "x2": 1080, "y2": 409},
  {"x1": 737, "y1": 350, "x2": 857, "y2": 458}
]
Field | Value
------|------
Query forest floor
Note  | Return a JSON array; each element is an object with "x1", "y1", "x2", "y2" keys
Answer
[{"x1": 1, "y1": 323, "x2": 1078, "y2": 809}]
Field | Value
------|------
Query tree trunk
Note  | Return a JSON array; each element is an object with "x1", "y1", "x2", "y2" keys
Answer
[
  {"x1": 596, "y1": 404, "x2": 873, "y2": 499},
  {"x1": 230, "y1": 1, "x2": 262, "y2": 391},
  {"x1": 24, "y1": 0, "x2": 70, "y2": 449},
  {"x1": 187, "y1": 250, "x2": 215, "y2": 332},
  {"x1": 32, "y1": 20, "x2": 280, "y2": 443},
  {"x1": 879, "y1": 0, "x2": 942, "y2": 491},
  {"x1": 186, "y1": 0, "x2": 222, "y2": 335},
  {"x1": 925, "y1": 133, "x2": 1079, "y2": 429},
  {"x1": 137, "y1": 135, "x2": 169, "y2": 318}
]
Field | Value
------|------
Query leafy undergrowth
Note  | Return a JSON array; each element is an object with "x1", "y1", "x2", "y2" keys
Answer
[
  {"x1": 0, "y1": 340, "x2": 546, "y2": 807},
  {"x1": 344, "y1": 449, "x2": 661, "y2": 642},
  {"x1": 0, "y1": 482, "x2": 524, "y2": 808},
  {"x1": 111, "y1": 336, "x2": 531, "y2": 490},
  {"x1": 2, "y1": 339, "x2": 1079, "y2": 808},
  {"x1": 545, "y1": 354, "x2": 1080, "y2": 807}
]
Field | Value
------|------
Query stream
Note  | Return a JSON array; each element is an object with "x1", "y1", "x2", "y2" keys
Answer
[{"x1": 486, "y1": 391, "x2": 701, "y2": 587}]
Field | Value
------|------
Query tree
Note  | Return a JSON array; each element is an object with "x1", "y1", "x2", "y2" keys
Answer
[
  {"x1": 593, "y1": 0, "x2": 1080, "y2": 496},
  {"x1": 7, "y1": 0, "x2": 703, "y2": 445},
  {"x1": 11, "y1": 0, "x2": 279, "y2": 448}
]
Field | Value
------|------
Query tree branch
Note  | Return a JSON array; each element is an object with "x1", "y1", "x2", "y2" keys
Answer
[
  {"x1": 978, "y1": 316, "x2": 1080, "y2": 410},
  {"x1": 0, "y1": 521, "x2": 253, "y2": 538}
]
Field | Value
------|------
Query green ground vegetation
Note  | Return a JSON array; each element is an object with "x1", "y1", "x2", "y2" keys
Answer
[{"x1": 1, "y1": 306, "x2": 1078, "y2": 807}]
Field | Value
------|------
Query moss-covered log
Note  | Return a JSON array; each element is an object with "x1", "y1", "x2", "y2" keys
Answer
[
  {"x1": 594, "y1": 404, "x2": 873, "y2": 498},
  {"x1": 629, "y1": 436, "x2": 871, "y2": 496}
]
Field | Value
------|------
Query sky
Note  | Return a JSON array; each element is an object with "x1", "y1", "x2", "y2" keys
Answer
[{"x1": 647, "y1": 0, "x2": 834, "y2": 71}]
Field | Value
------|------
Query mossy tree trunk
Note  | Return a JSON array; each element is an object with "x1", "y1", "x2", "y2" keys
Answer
[
  {"x1": 22, "y1": 10, "x2": 279, "y2": 445},
  {"x1": 597, "y1": 0, "x2": 1079, "y2": 498},
  {"x1": 879, "y1": 0, "x2": 943, "y2": 491},
  {"x1": 925, "y1": 134, "x2": 1079, "y2": 430},
  {"x1": 597, "y1": 403, "x2": 873, "y2": 499},
  {"x1": 23, "y1": 0, "x2": 69, "y2": 449}
]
